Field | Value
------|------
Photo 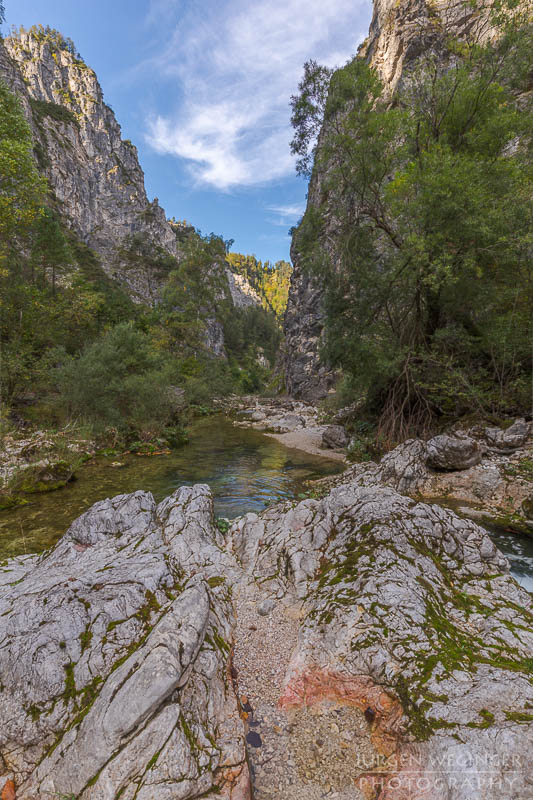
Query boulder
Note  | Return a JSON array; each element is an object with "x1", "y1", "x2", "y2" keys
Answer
[
  {"x1": 229, "y1": 479, "x2": 533, "y2": 800},
  {"x1": 485, "y1": 419, "x2": 530, "y2": 452},
  {"x1": 321, "y1": 424, "x2": 349, "y2": 450},
  {"x1": 268, "y1": 414, "x2": 306, "y2": 433},
  {"x1": 0, "y1": 487, "x2": 249, "y2": 800},
  {"x1": 378, "y1": 438, "x2": 429, "y2": 492},
  {"x1": 426, "y1": 433, "x2": 482, "y2": 470},
  {"x1": 16, "y1": 459, "x2": 75, "y2": 493}
]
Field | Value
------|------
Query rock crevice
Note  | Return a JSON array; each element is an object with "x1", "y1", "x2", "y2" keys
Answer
[{"x1": 1, "y1": 473, "x2": 531, "y2": 799}]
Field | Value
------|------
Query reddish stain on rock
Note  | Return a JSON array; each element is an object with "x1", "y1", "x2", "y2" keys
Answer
[
  {"x1": 1, "y1": 779, "x2": 16, "y2": 800},
  {"x1": 278, "y1": 667, "x2": 437, "y2": 799},
  {"x1": 218, "y1": 761, "x2": 252, "y2": 800},
  {"x1": 278, "y1": 667, "x2": 404, "y2": 755}
]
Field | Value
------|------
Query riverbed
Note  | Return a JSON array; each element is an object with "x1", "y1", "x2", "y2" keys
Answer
[
  {"x1": 0, "y1": 416, "x2": 342, "y2": 561},
  {"x1": 1, "y1": 415, "x2": 532, "y2": 592}
]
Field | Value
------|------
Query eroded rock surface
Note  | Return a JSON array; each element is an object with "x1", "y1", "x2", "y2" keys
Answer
[
  {"x1": 0, "y1": 31, "x2": 176, "y2": 303},
  {"x1": 334, "y1": 420, "x2": 533, "y2": 530},
  {"x1": 426, "y1": 433, "x2": 482, "y2": 471},
  {"x1": 1, "y1": 472, "x2": 532, "y2": 799},
  {"x1": 229, "y1": 480, "x2": 533, "y2": 799},
  {"x1": 0, "y1": 487, "x2": 248, "y2": 800}
]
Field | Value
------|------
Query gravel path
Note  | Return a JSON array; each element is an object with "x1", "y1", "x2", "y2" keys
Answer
[{"x1": 233, "y1": 583, "x2": 374, "y2": 799}]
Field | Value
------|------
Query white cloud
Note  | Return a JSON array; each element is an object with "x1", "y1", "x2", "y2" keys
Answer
[
  {"x1": 145, "y1": 0, "x2": 370, "y2": 190},
  {"x1": 266, "y1": 202, "x2": 306, "y2": 226},
  {"x1": 267, "y1": 204, "x2": 306, "y2": 218}
]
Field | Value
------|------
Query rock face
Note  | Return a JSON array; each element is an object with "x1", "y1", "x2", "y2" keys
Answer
[
  {"x1": 0, "y1": 30, "x2": 176, "y2": 303},
  {"x1": 283, "y1": 0, "x2": 507, "y2": 400},
  {"x1": 359, "y1": 0, "x2": 499, "y2": 94},
  {"x1": 1, "y1": 475, "x2": 532, "y2": 799},
  {"x1": 0, "y1": 487, "x2": 249, "y2": 800},
  {"x1": 0, "y1": 29, "x2": 260, "y2": 352},
  {"x1": 225, "y1": 268, "x2": 262, "y2": 309},
  {"x1": 230, "y1": 479, "x2": 533, "y2": 799},
  {"x1": 283, "y1": 262, "x2": 334, "y2": 401}
]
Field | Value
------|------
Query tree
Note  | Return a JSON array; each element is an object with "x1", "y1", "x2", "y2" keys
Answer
[
  {"x1": 30, "y1": 208, "x2": 71, "y2": 294},
  {"x1": 290, "y1": 60, "x2": 334, "y2": 177},
  {"x1": 0, "y1": 79, "x2": 46, "y2": 411},
  {"x1": 226, "y1": 252, "x2": 293, "y2": 318},
  {"x1": 0, "y1": 81, "x2": 45, "y2": 258},
  {"x1": 293, "y1": 10, "x2": 533, "y2": 441},
  {"x1": 55, "y1": 322, "x2": 177, "y2": 434},
  {"x1": 160, "y1": 233, "x2": 228, "y2": 356}
]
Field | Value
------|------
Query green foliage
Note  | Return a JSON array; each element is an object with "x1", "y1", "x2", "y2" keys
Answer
[
  {"x1": 30, "y1": 97, "x2": 79, "y2": 128},
  {"x1": 156, "y1": 231, "x2": 228, "y2": 359},
  {"x1": 290, "y1": 60, "x2": 334, "y2": 177},
  {"x1": 30, "y1": 208, "x2": 72, "y2": 294},
  {"x1": 22, "y1": 24, "x2": 82, "y2": 61},
  {"x1": 0, "y1": 81, "x2": 46, "y2": 255},
  {"x1": 226, "y1": 252, "x2": 293, "y2": 318},
  {"x1": 0, "y1": 209, "x2": 136, "y2": 408},
  {"x1": 222, "y1": 304, "x2": 281, "y2": 369},
  {"x1": 293, "y1": 12, "x2": 533, "y2": 442},
  {"x1": 0, "y1": 64, "x2": 284, "y2": 433},
  {"x1": 54, "y1": 322, "x2": 178, "y2": 434},
  {"x1": 117, "y1": 232, "x2": 177, "y2": 280}
]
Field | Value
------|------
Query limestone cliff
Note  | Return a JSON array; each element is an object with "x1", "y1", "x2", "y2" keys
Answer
[
  {"x1": 0, "y1": 27, "x2": 176, "y2": 303},
  {"x1": 283, "y1": 0, "x2": 505, "y2": 400},
  {"x1": 0, "y1": 27, "x2": 262, "y2": 356}
]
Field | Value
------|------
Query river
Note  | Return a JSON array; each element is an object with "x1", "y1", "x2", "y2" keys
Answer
[
  {"x1": 1, "y1": 415, "x2": 531, "y2": 592},
  {"x1": 0, "y1": 415, "x2": 342, "y2": 561}
]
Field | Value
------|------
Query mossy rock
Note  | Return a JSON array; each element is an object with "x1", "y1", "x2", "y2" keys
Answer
[
  {"x1": 18, "y1": 460, "x2": 76, "y2": 494},
  {"x1": 521, "y1": 496, "x2": 533, "y2": 521},
  {"x1": 0, "y1": 493, "x2": 29, "y2": 511}
]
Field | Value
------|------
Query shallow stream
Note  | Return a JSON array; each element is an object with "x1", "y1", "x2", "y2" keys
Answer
[
  {"x1": 0, "y1": 415, "x2": 342, "y2": 561},
  {"x1": 1, "y1": 415, "x2": 531, "y2": 592}
]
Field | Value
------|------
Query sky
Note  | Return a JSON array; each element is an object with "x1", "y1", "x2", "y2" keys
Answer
[{"x1": 4, "y1": 0, "x2": 372, "y2": 263}]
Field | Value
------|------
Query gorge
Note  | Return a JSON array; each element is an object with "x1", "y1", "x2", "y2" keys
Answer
[{"x1": 0, "y1": 0, "x2": 532, "y2": 798}]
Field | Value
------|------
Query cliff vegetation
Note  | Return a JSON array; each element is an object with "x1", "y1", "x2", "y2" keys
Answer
[
  {"x1": 289, "y1": 0, "x2": 532, "y2": 443},
  {"x1": 0, "y1": 26, "x2": 288, "y2": 450}
]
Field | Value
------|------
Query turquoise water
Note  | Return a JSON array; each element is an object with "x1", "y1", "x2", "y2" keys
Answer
[
  {"x1": 0, "y1": 415, "x2": 342, "y2": 560},
  {"x1": 1, "y1": 415, "x2": 531, "y2": 593}
]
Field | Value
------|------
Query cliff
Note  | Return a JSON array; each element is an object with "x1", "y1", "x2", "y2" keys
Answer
[
  {"x1": 0, "y1": 26, "x2": 262, "y2": 358},
  {"x1": 0, "y1": 27, "x2": 176, "y2": 303},
  {"x1": 283, "y1": 0, "x2": 506, "y2": 401}
]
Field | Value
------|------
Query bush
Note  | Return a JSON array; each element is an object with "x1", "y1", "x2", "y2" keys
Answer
[{"x1": 54, "y1": 322, "x2": 177, "y2": 435}]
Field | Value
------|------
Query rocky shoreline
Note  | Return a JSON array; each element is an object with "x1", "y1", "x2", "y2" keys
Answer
[
  {"x1": 229, "y1": 398, "x2": 533, "y2": 535},
  {"x1": 1, "y1": 437, "x2": 532, "y2": 799},
  {"x1": 227, "y1": 396, "x2": 348, "y2": 463}
]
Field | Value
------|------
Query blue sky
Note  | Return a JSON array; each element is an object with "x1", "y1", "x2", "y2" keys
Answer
[{"x1": 4, "y1": 0, "x2": 372, "y2": 263}]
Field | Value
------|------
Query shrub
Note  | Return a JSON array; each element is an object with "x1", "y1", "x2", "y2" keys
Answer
[{"x1": 54, "y1": 322, "x2": 177, "y2": 435}]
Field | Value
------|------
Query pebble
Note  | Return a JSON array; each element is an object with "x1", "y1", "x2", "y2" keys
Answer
[{"x1": 233, "y1": 582, "x2": 373, "y2": 800}]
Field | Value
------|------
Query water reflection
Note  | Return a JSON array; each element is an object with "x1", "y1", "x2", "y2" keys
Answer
[
  {"x1": 0, "y1": 416, "x2": 342, "y2": 561},
  {"x1": 482, "y1": 523, "x2": 533, "y2": 593},
  {"x1": 1, "y1": 416, "x2": 531, "y2": 594}
]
